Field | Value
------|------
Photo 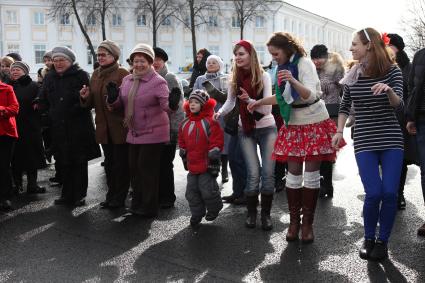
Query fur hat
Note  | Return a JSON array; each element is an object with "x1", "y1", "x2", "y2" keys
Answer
[
  {"x1": 206, "y1": 55, "x2": 224, "y2": 72},
  {"x1": 310, "y1": 44, "x2": 329, "y2": 59},
  {"x1": 153, "y1": 47, "x2": 168, "y2": 62},
  {"x1": 52, "y1": 46, "x2": 76, "y2": 63},
  {"x1": 98, "y1": 40, "x2": 121, "y2": 60},
  {"x1": 189, "y1": 89, "x2": 210, "y2": 106},
  {"x1": 6, "y1": 52, "x2": 22, "y2": 62},
  {"x1": 10, "y1": 61, "x2": 30, "y2": 75},
  {"x1": 130, "y1": 43, "x2": 155, "y2": 63},
  {"x1": 387, "y1": 33, "x2": 405, "y2": 51}
]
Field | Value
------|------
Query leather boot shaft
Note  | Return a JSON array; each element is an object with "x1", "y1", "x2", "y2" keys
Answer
[
  {"x1": 286, "y1": 188, "x2": 302, "y2": 241},
  {"x1": 301, "y1": 187, "x2": 319, "y2": 243},
  {"x1": 260, "y1": 194, "x2": 273, "y2": 231},
  {"x1": 245, "y1": 195, "x2": 258, "y2": 228}
]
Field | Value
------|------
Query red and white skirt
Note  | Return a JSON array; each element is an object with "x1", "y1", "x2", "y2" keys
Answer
[{"x1": 273, "y1": 118, "x2": 345, "y2": 163}]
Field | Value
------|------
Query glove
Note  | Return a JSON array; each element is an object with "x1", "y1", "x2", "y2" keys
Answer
[
  {"x1": 106, "y1": 81, "x2": 119, "y2": 104},
  {"x1": 202, "y1": 81, "x2": 227, "y2": 104},
  {"x1": 179, "y1": 149, "x2": 188, "y2": 171},
  {"x1": 207, "y1": 158, "x2": 221, "y2": 177},
  {"x1": 169, "y1": 87, "x2": 181, "y2": 111},
  {"x1": 183, "y1": 87, "x2": 192, "y2": 99}
]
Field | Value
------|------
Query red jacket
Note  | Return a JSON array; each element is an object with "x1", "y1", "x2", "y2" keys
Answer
[
  {"x1": 0, "y1": 82, "x2": 19, "y2": 138},
  {"x1": 178, "y1": 98, "x2": 223, "y2": 174}
]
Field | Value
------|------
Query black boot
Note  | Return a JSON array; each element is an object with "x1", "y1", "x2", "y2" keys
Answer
[
  {"x1": 319, "y1": 162, "x2": 334, "y2": 198},
  {"x1": 245, "y1": 195, "x2": 258, "y2": 228},
  {"x1": 26, "y1": 170, "x2": 46, "y2": 194},
  {"x1": 369, "y1": 240, "x2": 389, "y2": 261},
  {"x1": 221, "y1": 155, "x2": 229, "y2": 183},
  {"x1": 260, "y1": 194, "x2": 273, "y2": 231},
  {"x1": 359, "y1": 238, "x2": 375, "y2": 260},
  {"x1": 398, "y1": 163, "x2": 407, "y2": 210}
]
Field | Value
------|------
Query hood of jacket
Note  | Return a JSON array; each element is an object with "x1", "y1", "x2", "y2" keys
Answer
[{"x1": 183, "y1": 98, "x2": 216, "y2": 121}]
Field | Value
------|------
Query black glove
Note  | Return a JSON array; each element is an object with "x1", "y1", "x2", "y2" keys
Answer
[
  {"x1": 207, "y1": 158, "x2": 221, "y2": 177},
  {"x1": 183, "y1": 87, "x2": 192, "y2": 99},
  {"x1": 179, "y1": 149, "x2": 188, "y2": 171},
  {"x1": 202, "y1": 81, "x2": 227, "y2": 104},
  {"x1": 169, "y1": 87, "x2": 181, "y2": 111},
  {"x1": 106, "y1": 81, "x2": 119, "y2": 104}
]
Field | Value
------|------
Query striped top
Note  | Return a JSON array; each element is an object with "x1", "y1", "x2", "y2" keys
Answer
[{"x1": 339, "y1": 65, "x2": 404, "y2": 154}]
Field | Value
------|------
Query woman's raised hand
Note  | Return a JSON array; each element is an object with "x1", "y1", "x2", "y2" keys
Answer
[
  {"x1": 80, "y1": 85, "x2": 90, "y2": 99},
  {"x1": 237, "y1": 87, "x2": 250, "y2": 102},
  {"x1": 371, "y1": 83, "x2": 391, "y2": 95},
  {"x1": 247, "y1": 100, "x2": 261, "y2": 113}
]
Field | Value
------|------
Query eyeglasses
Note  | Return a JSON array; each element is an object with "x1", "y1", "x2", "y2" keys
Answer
[
  {"x1": 53, "y1": 59, "x2": 67, "y2": 64},
  {"x1": 96, "y1": 53, "x2": 111, "y2": 58}
]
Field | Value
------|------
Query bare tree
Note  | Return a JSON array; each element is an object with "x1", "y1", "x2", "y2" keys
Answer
[
  {"x1": 229, "y1": 0, "x2": 281, "y2": 40},
  {"x1": 404, "y1": 0, "x2": 425, "y2": 52},
  {"x1": 135, "y1": 0, "x2": 178, "y2": 47},
  {"x1": 91, "y1": 0, "x2": 124, "y2": 40},
  {"x1": 174, "y1": 0, "x2": 219, "y2": 62},
  {"x1": 47, "y1": 0, "x2": 98, "y2": 62}
]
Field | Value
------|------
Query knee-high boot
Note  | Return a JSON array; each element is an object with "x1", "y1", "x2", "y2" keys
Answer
[
  {"x1": 261, "y1": 194, "x2": 273, "y2": 231},
  {"x1": 245, "y1": 194, "x2": 258, "y2": 228},
  {"x1": 221, "y1": 155, "x2": 229, "y2": 183},
  {"x1": 301, "y1": 187, "x2": 320, "y2": 243},
  {"x1": 320, "y1": 161, "x2": 334, "y2": 198},
  {"x1": 286, "y1": 188, "x2": 302, "y2": 241}
]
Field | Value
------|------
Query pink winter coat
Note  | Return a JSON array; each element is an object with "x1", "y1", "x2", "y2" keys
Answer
[{"x1": 112, "y1": 69, "x2": 170, "y2": 144}]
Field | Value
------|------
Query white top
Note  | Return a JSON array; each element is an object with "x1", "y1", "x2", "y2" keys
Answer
[
  {"x1": 218, "y1": 72, "x2": 275, "y2": 129},
  {"x1": 288, "y1": 57, "x2": 329, "y2": 126}
]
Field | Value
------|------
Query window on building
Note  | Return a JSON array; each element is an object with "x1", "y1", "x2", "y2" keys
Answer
[
  {"x1": 60, "y1": 13, "x2": 71, "y2": 25},
  {"x1": 34, "y1": 44, "x2": 46, "y2": 64},
  {"x1": 232, "y1": 16, "x2": 241, "y2": 28},
  {"x1": 136, "y1": 14, "x2": 146, "y2": 26},
  {"x1": 87, "y1": 45, "x2": 97, "y2": 65},
  {"x1": 161, "y1": 15, "x2": 171, "y2": 26},
  {"x1": 33, "y1": 12, "x2": 45, "y2": 25},
  {"x1": 86, "y1": 13, "x2": 96, "y2": 26},
  {"x1": 208, "y1": 16, "x2": 218, "y2": 27},
  {"x1": 6, "y1": 10, "x2": 18, "y2": 24},
  {"x1": 209, "y1": 45, "x2": 219, "y2": 56},
  {"x1": 112, "y1": 13, "x2": 122, "y2": 26},
  {"x1": 7, "y1": 43, "x2": 20, "y2": 54},
  {"x1": 255, "y1": 45, "x2": 265, "y2": 65},
  {"x1": 255, "y1": 16, "x2": 265, "y2": 28},
  {"x1": 184, "y1": 46, "x2": 193, "y2": 64}
]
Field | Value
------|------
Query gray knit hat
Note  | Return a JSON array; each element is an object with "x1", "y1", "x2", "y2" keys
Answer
[
  {"x1": 43, "y1": 50, "x2": 53, "y2": 59},
  {"x1": 98, "y1": 40, "x2": 121, "y2": 60},
  {"x1": 52, "y1": 46, "x2": 76, "y2": 63},
  {"x1": 189, "y1": 89, "x2": 210, "y2": 106},
  {"x1": 10, "y1": 61, "x2": 30, "y2": 75},
  {"x1": 129, "y1": 43, "x2": 155, "y2": 63}
]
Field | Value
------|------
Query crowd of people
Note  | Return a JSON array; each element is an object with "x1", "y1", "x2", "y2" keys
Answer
[{"x1": 0, "y1": 27, "x2": 424, "y2": 262}]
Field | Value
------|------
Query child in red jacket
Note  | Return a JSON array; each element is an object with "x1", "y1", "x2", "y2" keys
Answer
[{"x1": 178, "y1": 90, "x2": 224, "y2": 228}]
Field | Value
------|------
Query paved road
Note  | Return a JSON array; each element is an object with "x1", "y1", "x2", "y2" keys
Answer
[{"x1": 0, "y1": 135, "x2": 424, "y2": 282}]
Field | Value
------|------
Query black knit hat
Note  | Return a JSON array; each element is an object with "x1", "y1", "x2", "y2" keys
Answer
[
  {"x1": 387, "y1": 33, "x2": 405, "y2": 51},
  {"x1": 189, "y1": 89, "x2": 209, "y2": 106},
  {"x1": 6, "y1": 52, "x2": 22, "y2": 62},
  {"x1": 310, "y1": 44, "x2": 328, "y2": 59},
  {"x1": 153, "y1": 47, "x2": 168, "y2": 62}
]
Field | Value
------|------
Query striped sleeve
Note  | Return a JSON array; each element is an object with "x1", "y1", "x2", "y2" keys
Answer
[
  {"x1": 388, "y1": 66, "x2": 404, "y2": 112},
  {"x1": 338, "y1": 84, "x2": 351, "y2": 116}
]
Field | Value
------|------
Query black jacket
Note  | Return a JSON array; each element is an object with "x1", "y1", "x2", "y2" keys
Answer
[
  {"x1": 407, "y1": 48, "x2": 425, "y2": 122},
  {"x1": 189, "y1": 50, "x2": 212, "y2": 88},
  {"x1": 39, "y1": 64, "x2": 100, "y2": 163},
  {"x1": 11, "y1": 75, "x2": 46, "y2": 170}
]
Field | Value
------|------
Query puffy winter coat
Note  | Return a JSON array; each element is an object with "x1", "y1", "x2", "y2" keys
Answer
[
  {"x1": 0, "y1": 82, "x2": 18, "y2": 138},
  {"x1": 178, "y1": 98, "x2": 223, "y2": 174}
]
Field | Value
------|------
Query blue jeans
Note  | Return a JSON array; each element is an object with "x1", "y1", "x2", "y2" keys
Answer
[
  {"x1": 355, "y1": 149, "x2": 404, "y2": 242},
  {"x1": 239, "y1": 126, "x2": 277, "y2": 195},
  {"x1": 228, "y1": 135, "x2": 247, "y2": 198},
  {"x1": 416, "y1": 118, "x2": 425, "y2": 203}
]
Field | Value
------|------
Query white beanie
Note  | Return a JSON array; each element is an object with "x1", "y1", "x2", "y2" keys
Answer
[{"x1": 206, "y1": 55, "x2": 224, "y2": 73}]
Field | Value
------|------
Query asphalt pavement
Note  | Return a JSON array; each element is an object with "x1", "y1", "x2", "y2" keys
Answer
[{"x1": 0, "y1": 134, "x2": 424, "y2": 283}]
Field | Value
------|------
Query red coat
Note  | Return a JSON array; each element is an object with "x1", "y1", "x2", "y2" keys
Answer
[
  {"x1": 178, "y1": 98, "x2": 223, "y2": 174},
  {"x1": 0, "y1": 82, "x2": 19, "y2": 138}
]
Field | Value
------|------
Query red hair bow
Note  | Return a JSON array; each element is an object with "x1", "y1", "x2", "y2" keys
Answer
[{"x1": 382, "y1": 33, "x2": 390, "y2": 45}]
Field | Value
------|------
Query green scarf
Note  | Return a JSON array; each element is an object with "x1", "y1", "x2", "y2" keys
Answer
[{"x1": 275, "y1": 73, "x2": 291, "y2": 125}]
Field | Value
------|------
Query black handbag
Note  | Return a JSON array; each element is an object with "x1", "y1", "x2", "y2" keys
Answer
[{"x1": 224, "y1": 99, "x2": 239, "y2": 136}]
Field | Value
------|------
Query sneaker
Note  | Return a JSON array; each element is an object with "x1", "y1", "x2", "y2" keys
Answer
[
  {"x1": 369, "y1": 240, "x2": 388, "y2": 261},
  {"x1": 359, "y1": 239, "x2": 375, "y2": 260}
]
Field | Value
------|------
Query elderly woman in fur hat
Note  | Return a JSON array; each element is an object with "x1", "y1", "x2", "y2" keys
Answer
[
  {"x1": 80, "y1": 40, "x2": 131, "y2": 209},
  {"x1": 310, "y1": 44, "x2": 345, "y2": 199}
]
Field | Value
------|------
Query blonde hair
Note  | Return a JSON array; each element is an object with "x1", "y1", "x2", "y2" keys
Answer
[
  {"x1": 358, "y1": 28, "x2": 393, "y2": 78},
  {"x1": 230, "y1": 41, "x2": 264, "y2": 96},
  {"x1": 1, "y1": 56, "x2": 15, "y2": 67}
]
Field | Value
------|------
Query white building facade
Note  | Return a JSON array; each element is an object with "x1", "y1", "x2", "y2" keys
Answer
[{"x1": 0, "y1": 0, "x2": 355, "y2": 75}]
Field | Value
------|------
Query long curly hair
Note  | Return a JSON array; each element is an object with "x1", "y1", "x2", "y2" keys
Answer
[
  {"x1": 230, "y1": 41, "x2": 264, "y2": 96},
  {"x1": 266, "y1": 32, "x2": 307, "y2": 58}
]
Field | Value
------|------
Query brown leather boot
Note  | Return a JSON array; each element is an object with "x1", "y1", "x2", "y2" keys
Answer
[
  {"x1": 301, "y1": 187, "x2": 319, "y2": 243},
  {"x1": 286, "y1": 188, "x2": 302, "y2": 241}
]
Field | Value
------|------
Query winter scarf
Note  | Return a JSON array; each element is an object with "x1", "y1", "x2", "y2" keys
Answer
[
  {"x1": 238, "y1": 68, "x2": 261, "y2": 135},
  {"x1": 124, "y1": 73, "x2": 143, "y2": 128},
  {"x1": 275, "y1": 53, "x2": 301, "y2": 125}
]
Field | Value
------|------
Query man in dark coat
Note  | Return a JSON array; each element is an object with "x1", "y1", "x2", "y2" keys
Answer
[
  {"x1": 407, "y1": 46, "x2": 425, "y2": 236},
  {"x1": 38, "y1": 46, "x2": 100, "y2": 206}
]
